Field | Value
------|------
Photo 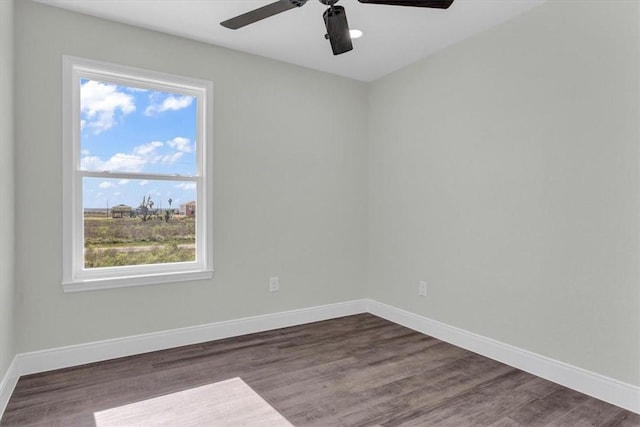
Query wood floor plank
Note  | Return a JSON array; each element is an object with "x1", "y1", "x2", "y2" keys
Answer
[
  {"x1": 548, "y1": 398, "x2": 627, "y2": 427},
  {"x1": 1, "y1": 314, "x2": 636, "y2": 426},
  {"x1": 487, "y1": 417, "x2": 525, "y2": 427},
  {"x1": 508, "y1": 387, "x2": 592, "y2": 426},
  {"x1": 601, "y1": 411, "x2": 640, "y2": 427}
]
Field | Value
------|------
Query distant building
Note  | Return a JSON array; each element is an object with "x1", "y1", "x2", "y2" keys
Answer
[
  {"x1": 111, "y1": 204, "x2": 132, "y2": 218},
  {"x1": 180, "y1": 201, "x2": 196, "y2": 217}
]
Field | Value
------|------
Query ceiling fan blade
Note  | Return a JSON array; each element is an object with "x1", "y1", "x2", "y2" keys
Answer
[
  {"x1": 357, "y1": 0, "x2": 454, "y2": 9},
  {"x1": 221, "y1": 0, "x2": 306, "y2": 30},
  {"x1": 323, "y1": 5, "x2": 353, "y2": 56}
]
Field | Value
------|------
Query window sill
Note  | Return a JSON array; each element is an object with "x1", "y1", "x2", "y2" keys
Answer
[{"x1": 62, "y1": 269, "x2": 214, "y2": 293}]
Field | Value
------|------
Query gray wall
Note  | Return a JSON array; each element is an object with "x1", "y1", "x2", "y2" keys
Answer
[
  {"x1": 8, "y1": 0, "x2": 639, "y2": 390},
  {"x1": 368, "y1": 0, "x2": 639, "y2": 386},
  {"x1": 0, "y1": 0, "x2": 16, "y2": 380},
  {"x1": 14, "y1": 0, "x2": 368, "y2": 352}
]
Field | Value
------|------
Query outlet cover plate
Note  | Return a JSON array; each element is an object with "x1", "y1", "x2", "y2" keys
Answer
[
  {"x1": 269, "y1": 276, "x2": 279, "y2": 292},
  {"x1": 418, "y1": 280, "x2": 427, "y2": 297}
]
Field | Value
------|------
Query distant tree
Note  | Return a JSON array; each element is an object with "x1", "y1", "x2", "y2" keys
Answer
[
  {"x1": 139, "y1": 195, "x2": 154, "y2": 222},
  {"x1": 164, "y1": 198, "x2": 173, "y2": 223}
]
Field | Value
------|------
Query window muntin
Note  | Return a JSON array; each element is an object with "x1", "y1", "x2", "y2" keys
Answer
[{"x1": 63, "y1": 56, "x2": 213, "y2": 291}]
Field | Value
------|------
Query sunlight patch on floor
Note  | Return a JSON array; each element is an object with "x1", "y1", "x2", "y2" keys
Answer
[{"x1": 93, "y1": 377, "x2": 293, "y2": 426}]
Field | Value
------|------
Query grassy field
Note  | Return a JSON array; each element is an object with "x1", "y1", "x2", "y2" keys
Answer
[{"x1": 84, "y1": 216, "x2": 195, "y2": 268}]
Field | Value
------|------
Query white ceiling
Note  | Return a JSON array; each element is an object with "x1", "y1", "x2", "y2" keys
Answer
[{"x1": 36, "y1": 0, "x2": 546, "y2": 82}]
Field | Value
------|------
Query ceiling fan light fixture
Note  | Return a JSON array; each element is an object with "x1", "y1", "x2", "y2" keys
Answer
[
  {"x1": 349, "y1": 29, "x2": 363, "y2": 39},
  {"x1": 323, "y1": 5, "x2": 353, "y2": 55}
]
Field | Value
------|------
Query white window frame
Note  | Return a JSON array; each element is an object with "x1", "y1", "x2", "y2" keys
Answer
[{"x1": 62, "y1": 56, "x2": 213, "y2": 292}]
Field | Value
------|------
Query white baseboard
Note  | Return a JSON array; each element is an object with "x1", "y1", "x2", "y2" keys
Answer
[
  {"x1": 0, "y1": 299, "x2": 368, "y2": 419},
  {"x1": 0, "y1": 357, "x2": 19, "y2": 417},
  {"x1": 1, "y1": 298, "x2": 638, "y2": 419},
  {"x1": 366, "y1": 299, "x2": 640, "y2": 414},
  {"x1": 16, "y1": 299, "x2": 368, "y2": 376}
]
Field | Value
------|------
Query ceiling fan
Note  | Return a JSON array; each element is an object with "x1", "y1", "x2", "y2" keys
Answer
[{"x1": 221, "y1": 0, "x2": 454, "y2": 56}]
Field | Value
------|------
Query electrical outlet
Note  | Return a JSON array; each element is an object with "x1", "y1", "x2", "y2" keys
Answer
[
  {"x1": 269, "y1": 276, "x2": 279, "y2": 292},
  {"x1": 418, "y1": 280, "x2": 427, "y2": 297}
]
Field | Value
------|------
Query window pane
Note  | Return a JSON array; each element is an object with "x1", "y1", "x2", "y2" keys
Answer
[
  {"x1": 79, "y1": 79, "x2": 197, "y2": 176},
  {"x1": 83, "y1": 177, "x2": 197, "y2": 269}
]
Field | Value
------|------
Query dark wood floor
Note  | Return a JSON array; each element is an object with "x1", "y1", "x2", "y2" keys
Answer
[{"x1": 2, "y1": 314, "x2": 638, "y2": 426}]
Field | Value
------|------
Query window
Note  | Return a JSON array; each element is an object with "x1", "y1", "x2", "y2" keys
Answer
[{"x1": 62, "y1": 56, "x2": 213, "y2": 292}]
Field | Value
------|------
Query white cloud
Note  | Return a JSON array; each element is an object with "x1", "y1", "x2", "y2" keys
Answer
[
  {"x1": 140, "y1": 180, "x2": 149, "y2": 186},
  {"x1": 106, "y1": 153, "x2": 147, "y2": 172},
  {"x1": 167, "y1": 137, "x2": 192, "y2": 153},
  {"x1": 174, "y1": 182, "x2": 196, "y2": 190},
  {"x1": 162, "y1": 151, "x2": 184, "y2": 164},
  {"x1": 118, "y1": 179, "x2": 130, "y2": 185},
  {"x1": 81, "y1": 153, "x2": 147, "y2": 173},
  {"x1": 99, "y1": 181, "x2": 115, "y2": 189},
  {"x1": 81, "y1": 140, "x2": 166, "y2": 173},
  {"x1": 81, "y1": 80, "x2": 136, "y2": 134},
  {"x1": 133, "y1": 141, "x2": 163, "y2": 156},
  {"x1": 80, "y1": 155, "x2": 106, "y2": 171},
  {"x1": 144, "y1": 95, "x2": 193, "y2": 116},
  {"x1": 114, "y1": 192, "x2": 121, "y2": 197}
]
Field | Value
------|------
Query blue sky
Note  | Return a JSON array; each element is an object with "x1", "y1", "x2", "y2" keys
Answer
[{"x1": 80, "y1": 79, "x2": 197, "y2": 209}]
